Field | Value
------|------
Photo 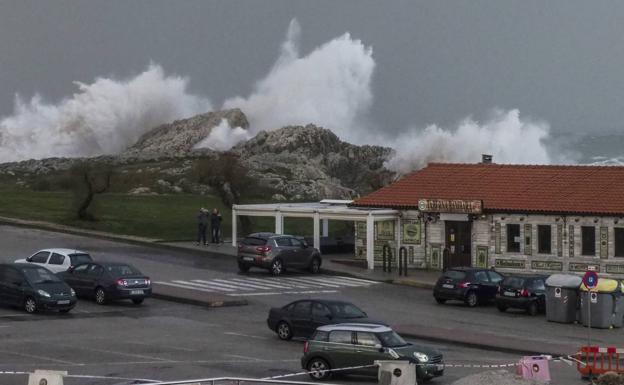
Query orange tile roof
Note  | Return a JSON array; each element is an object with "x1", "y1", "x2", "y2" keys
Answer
[{"x1": 352, "y1": 163, "x2": 624, "y2": 215}]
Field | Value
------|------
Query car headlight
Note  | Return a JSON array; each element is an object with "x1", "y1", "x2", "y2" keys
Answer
[
  {"x1": 414, "y1": 352, "x2": 429, "y2": 362},
  {"x1": 37, "y1": 289, "x2": 51, "y2": 298},
  {"x1": 70, "y1": 288, "x2": 76, "y2": 296}
]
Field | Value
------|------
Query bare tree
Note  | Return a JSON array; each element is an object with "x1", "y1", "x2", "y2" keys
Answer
[{"x1": 69, "y1": 161, "x2": 113, "y2": 220}]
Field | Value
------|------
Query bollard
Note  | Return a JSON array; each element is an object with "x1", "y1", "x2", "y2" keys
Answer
[
  {"x1": 398, "y1": 247, "x2": 408, "y2": 277},
  {"x1": 28, "y1": 370, "x2": 67, "y2": 385},
  {"x1": 382, "y1": 244, "x2": 393, "y2": 273},
  {"x1": 375, "y1": 360, "x2": 416, "y2": 385}
]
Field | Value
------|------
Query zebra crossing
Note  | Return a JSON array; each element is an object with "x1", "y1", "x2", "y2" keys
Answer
[{"x1": 155, "y1": 275, "x2": 380, "y2": 297}]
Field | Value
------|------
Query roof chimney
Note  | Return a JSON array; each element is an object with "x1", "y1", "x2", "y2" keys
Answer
[{"x1": 482, "y1": 154, "x2": 493, "y2": 164}]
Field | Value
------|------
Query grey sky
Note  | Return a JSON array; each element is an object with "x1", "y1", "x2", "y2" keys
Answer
[{"x1": 1, "y1": 0, "x2": 623, "y2": 135}]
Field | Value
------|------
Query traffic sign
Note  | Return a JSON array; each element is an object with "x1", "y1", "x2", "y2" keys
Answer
[{"x1": 583, "y1": 270, "x2": 599, "y2": 290}]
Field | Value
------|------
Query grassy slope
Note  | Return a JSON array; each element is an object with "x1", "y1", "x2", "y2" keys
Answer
[{"x1": 0, "y1": 190, "x2": 346, "y2": 241}]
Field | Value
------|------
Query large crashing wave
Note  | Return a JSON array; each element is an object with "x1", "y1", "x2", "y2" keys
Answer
[{"x1": 0, "y1": 65, "x2": 211, "y2": 162}]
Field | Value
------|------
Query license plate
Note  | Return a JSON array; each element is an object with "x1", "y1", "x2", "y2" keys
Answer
[
  {"x1": 442, "y1": 284, "x2": 454, "y2": 289},
  {"x1": 57, "y1": 300, "x2": 70, "y2": 305},
  {"x1": 130, "y1": 290, "x2": 144, "y2": 295},
  {"x1": 504, "y1": 291, "x2": 516, "y2": 297},
  {"x1": 243, "y1": 257, "x2": 254, "y2": 261},
  {"x1": 436, "y1": 364, "x2": 444, "y2": 371}
]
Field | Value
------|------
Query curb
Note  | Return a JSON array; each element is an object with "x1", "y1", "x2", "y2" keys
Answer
[{"x1": 151, "y1": 293, "x2": 248, "y2": 308}]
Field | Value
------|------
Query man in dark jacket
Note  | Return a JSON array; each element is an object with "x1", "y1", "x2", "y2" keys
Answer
[
  {"x1": 197, "y1": 208, "x2": 208, "y2": 246},
  {"x1": 210, "y1": 208, "x2": 222, "y2": 244}
]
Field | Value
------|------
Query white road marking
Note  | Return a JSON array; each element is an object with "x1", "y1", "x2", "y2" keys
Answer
[
  {"x1": 0, "y1": 349, "x2": 79, "y2": 365},
  {"x1": 240, "y1": 277, "x2": 296, "y2": 289},
  {"x1": 272, "y1": 277, "x2": 319, "y2": 289},
  {"x1": 223, "y1": 354, "x2": 264, "y2": 361},
  {"x1": 330, "y1": 276, "x2": 380, "y2": 284},
  {"x1": 155, "y1": 281, "x2": 216, "y2": 292},
  {"x1": 224, "y1": 332, "x2": 269, "y2": 340},
  {"x1": 192, "y1": 279, "x2": 251, "y2": 291},
  {"x1": 304, "y1": 276, "x2": 365, "y2": 287},
  {"x1": 174, "y1": 280, "x2": 236, "y2": 292},
  {"x1": 215, "y1": 278, "x2": 276, "y2": 290},
  {"x1": 63, "y1": 345, "x2": 174, "y2": 362},
  {"x1": 227, "y1": 289, "x2": 338, "y2": 297}
]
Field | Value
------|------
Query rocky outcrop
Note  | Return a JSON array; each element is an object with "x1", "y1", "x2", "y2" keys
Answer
[
  {"x1": 124, "y1": 108, "x2": 249, "y2": 157},
  {"x1": 232, "y1": 125, "x2": 394, "y2": 200}
]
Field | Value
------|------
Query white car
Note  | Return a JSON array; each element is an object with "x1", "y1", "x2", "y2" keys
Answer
[{"x1": 15, "y1": 248, "x2": 94, "y2": 273}]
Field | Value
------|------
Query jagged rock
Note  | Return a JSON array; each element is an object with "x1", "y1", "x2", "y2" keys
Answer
[
  {"x1": 124, "y1": 108, "x2": 249, "y2": 157},
  {"x1": 128, "y1": 187, "x2": 153, "y2": 195}
]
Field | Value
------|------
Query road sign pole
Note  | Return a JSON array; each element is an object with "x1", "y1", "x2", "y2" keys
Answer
[{"x1": 587, "y1": 291, "x2": 591, "y2": 346}]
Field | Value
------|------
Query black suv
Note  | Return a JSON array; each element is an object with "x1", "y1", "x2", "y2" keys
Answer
[
  {"x1": 495, "y1": 274, "x2": 547, "y2": 315},
  {"x1": 433, "y1": 267, "x2": 504, "y2": 307}
]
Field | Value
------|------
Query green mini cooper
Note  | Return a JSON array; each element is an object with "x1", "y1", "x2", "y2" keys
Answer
[{"x1": 301, "y1": 323, "x2": 444, "y2": 383}]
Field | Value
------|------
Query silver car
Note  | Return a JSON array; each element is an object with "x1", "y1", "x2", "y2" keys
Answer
[{"x1": 237, "y1": 233, "x2": 322, "y2": 275}]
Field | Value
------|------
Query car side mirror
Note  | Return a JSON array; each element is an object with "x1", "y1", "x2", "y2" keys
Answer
[
  {"x1": 26, "y1": 257, "x2": 32, "y2": 262},
  {"x1": 375, "y1": 344, "x2": 384, "y2": 353},
  {"x1": 67, "y1": 266, "x2": 74, "y2": 273}
]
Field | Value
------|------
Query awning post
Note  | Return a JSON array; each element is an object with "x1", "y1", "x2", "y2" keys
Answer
[
  {"x1": 275, "y1": 211, "x2": 283, "y2": 234},
  {"x1": 313, "y1": 212, "x2": 321, "y2": 251},
  {"x1": 231, "y1": 208, "x2": 238, "y2": 247},
  {"x1": 366, "y1": 214, "x2": 375, "y2": 270}
]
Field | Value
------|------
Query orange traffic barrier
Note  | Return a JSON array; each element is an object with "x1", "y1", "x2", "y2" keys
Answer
[{"x1": 576, "y1": 346, "x2": 624, "y2": 377}]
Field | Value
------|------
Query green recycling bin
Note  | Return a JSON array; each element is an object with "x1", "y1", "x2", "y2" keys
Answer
[
  {"x1": 545, "y1": 274, "x2": 582, "y2": 323},
  {"x1": 579, "y1": 279, "x2": 624, "y2": 329}
]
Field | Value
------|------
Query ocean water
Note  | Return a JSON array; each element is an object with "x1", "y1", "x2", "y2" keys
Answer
[{"x1": 549, "y1": 132, "x2": 624, "y2": 165}]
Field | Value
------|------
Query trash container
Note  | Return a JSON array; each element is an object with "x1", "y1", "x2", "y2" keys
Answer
[
  {"x1": 579, "y1": 278, "x2": 622, "y2": 329},
  {"x1": 545, "y1": 274, "x2": 582, "y2": 323}
]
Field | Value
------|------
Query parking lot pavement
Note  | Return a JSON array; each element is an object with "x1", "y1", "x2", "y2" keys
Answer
[{"x1": 0, "y1": 299, "x2": 585, "y2": 385}]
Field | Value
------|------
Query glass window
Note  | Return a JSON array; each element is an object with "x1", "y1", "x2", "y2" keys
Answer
[
  {"x1": 507, "y1": 225, "x2": 521, "y2": 252},
  {"x1": 538, "y1": 225, "x2": 552, "y2": 254},
  {"x1": 473, "y1": 270, "x2": 489, "y2": 283},
  {"x1": 106, "y1": 264, "x2": 141, "y2": 276},
  {"x1": 312, "y1": 330, "x2": 329, "y2": 342},
  {"x1": 328, "y1": 330, "x2": 353, "y2": 344},
  {"x1": 69, "y1": 253, "x2": 92, "y2": 266},
  {"x1": 290, "y1": 238, "x2": 304, "y2": 248},
  {"x1": 326, "y1": 303, "x2": 366, "y2": 319},
  {"x1": 73, "y1": 264, "x2": 90, "y2": 275},
  {"x1": 312, "y1": 302, "x2": 332, "y2": 319},
  {"x1": 88, "y1": 265, "x2": 104, "y2": 277},
  {"x1": 582, "y1": 227, "x2": 596, "y2": 256},
  {"x1": 502, "y1": 277, "x2": 526, "y2": 289},
  {"x1": 532, "y1": 279, "x2": 546, "y2": 291},
  {"x1": 377, "y1": 331, "x2": 408, "y2": 347},
  {"x1": 29, "y1": 252, "x2": 49, "y2": 263},
  {"x1": 241, "y1": 237, "x2": 268, "y2": 246},
  {"x1": 49, "y1": 253, "x2": 65, "y2": 265},
  {"x1": 292, "y1": 301, "x2": 311, "y2": 316},
  {"x1": 276, "y1": 237, "x2": 291, "y2": 247},
  {"x1": 443, "y1": 270, "x2": 466, "y2": 280},
  {"x1": 356, "y1": 332, "x2": 380, "y2": 346},
  {"x1": 488, "y1": 271, "x2": 503, "y2": 284},
  {"x1": 615, "y1": 228, "x2": 624, "y2": 257},
  {"x1": 21, "y1": 267, "x2": 61, "y2": 284}
]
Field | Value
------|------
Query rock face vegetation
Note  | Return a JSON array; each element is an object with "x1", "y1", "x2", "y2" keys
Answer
[{"x1": 0, "y1": 109, "x2": 396, "y2": 207}]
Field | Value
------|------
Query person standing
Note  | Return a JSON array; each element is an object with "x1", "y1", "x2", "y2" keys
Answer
[
  {"x1": 211, "y1": 208, "x2": 222, "y2": 244},
  {"x1": 197, "y1": 208, "x2": 208, "y2": 246}
]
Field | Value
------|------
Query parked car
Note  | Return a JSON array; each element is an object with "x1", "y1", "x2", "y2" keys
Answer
[
  {"x1": 0, "y1": 263, "x2": 76, "y2": 313},
  {"x1": 15, "y1": 248, "x2": 93, "y2": 273},
  {"x1": 433, "y1": 267, "x2": 504, "y2": 307},
  {"x1": 267, "y1": 299, "x2": 383, "y2": 340},
  {"x1": 59, "y1": 262, "x2": 151, "y2": 305},
  {"x1": 237, "y1": 233, "x2": 322, "y2": 276},
  {"x1": 495, "y1": 274, "x2": 548, "y2": 315},
  {"x1": 301, "y1": 323, "x2": 444, "y2": 383}
]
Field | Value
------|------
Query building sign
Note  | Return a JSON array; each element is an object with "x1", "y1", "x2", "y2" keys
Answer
[
  {"x1": 495, "y1": 259, "x2": 526, "y2": 269},
  {"x1": 557, "y1": 224, "x2": 563, "y2": 257},
  {"x1": 418, "y1": 199, "x2": 482, "y2": 214},
  {"x1": 375, "y1": 221, "x2": 395, "y2": 241},
  {"x1": 531, "y1": 260, "x2": 563, "y2": 271},
  {"x1": 569, "y1": 262, "x2": 591, "y2": 272},
  {"x1": 402, "y1": 220, "x2": 421, "y2": 244},
  {"x1": 495, "y1": 223, "x2": 501, "y2": 254},
  {"x1": 476, "y1": 246, "x2": 488, "y2": 268},
  {"x1": 606, "y1": 264, "x2": 624, "y2": 274},
  {"x1": 600, "y1": 227, "x2": 608, "y2": 259}
]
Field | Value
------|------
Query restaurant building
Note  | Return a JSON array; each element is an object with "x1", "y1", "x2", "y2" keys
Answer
[{"x1": 350, "y1": 161, "x2": 624, "y2": 277}]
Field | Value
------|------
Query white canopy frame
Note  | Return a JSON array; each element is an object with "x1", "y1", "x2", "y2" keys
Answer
[{"x1": 232, "y1": 200, "x2": 399, "y2": 270}]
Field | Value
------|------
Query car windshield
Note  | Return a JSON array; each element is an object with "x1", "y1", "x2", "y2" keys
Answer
[
  {"x1": 106, "y1": 264, "x2": 141, "y2": 276},
  {"x1": 443, "y1": 270, "x2": 466, "y2": 280},
  {"x1": 22, "y1": 267, "x2": 61, "y2": 284},
  {"x1": 502, "y1": 277, "x2": 527, "y2": 289},
  {"x1": 378, "y1": 331, "x2": 409, "y2": 347},
  {"x1": 242, "y1": 237, "x2": 267, "y2": 246},
  {"x1": 69, "y1": 253, "x2": 93, "y2": 266},
  {"x1": 327, "y1": 303, "x2": 366, "y2": 318}
]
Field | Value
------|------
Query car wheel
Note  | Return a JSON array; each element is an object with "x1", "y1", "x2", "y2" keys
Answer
[
  {"x1": 496, "y1": 303, "x2": 508, "y2": 312},
  {"x1": 434, "y1": 297, "x2": 446, "y2": 304},
  {"x1": 308, "y1": 357, "x2": 331, "y2": 380},
  {"x1": 95, "y1": 287, "x2": 107, "y2": 305},
  {"x1": 276, "y1": 321, "x2": 293, "y2": 340},
  {"x1": 132, "y1": 298, "x2": 144, "y2": 305},
  {"x1": 309, "y1": 257, "x2": 321, "y2": 274},
  {"x1": 527, "y1": 301, "x2": 538, "y2": 316},
  {"x1": 465, "y1": 291, "x2": 478, "y2": 307},
  {"x1": 270, "y1": 259, "x2": 283, "y2": 276},
  {"x1": 238, "y1": 262, "x2": 250, "y2": 273},
  {"x1": 24, "y1": 297, "x2": 37, "y2": 314}
]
